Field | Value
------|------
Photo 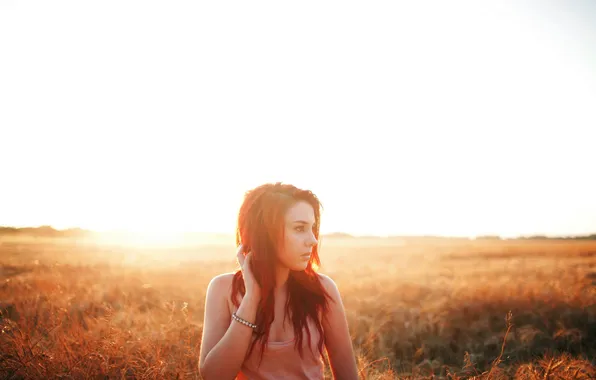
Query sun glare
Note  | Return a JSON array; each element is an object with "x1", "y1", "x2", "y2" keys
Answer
[
  {"x1": 93, "y1": 230, "x2": 190, "y2": 248},
  {"x1": 0, "y1": 1, "x2": 594, "y2": 239}
]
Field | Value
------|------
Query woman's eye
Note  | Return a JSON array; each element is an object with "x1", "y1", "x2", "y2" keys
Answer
[{"x1": 295, "y1": 226, "x2": 304, "y2": 232}]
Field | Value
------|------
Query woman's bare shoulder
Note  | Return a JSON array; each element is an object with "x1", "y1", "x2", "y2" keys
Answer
[
  {"x1": 207, "y1": 272, "x2": 236, "y2": 294},
  {"x1": 316, "y1": 272, "x2": 335, "y2": 287},
  {"x1": 317, "y1": 273, "x2": 342, "y2": 298},
  {"x1": 206, "y1": 272, "x2": 240, "y2": 314}
]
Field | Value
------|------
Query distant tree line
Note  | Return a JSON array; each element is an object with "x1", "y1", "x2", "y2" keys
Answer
[
  {"x1": 1, "y1": 226, "x2": 595, "y2": 240},
  {"x1": 474, "y1": 234, "x2": 596, "y2": 241},
  {"x1": 0, "y1": 226, "x2": 93, "y2": 238}
]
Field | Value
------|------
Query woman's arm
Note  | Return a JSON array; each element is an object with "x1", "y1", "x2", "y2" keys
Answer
[
  {"x1": 198, "y1": 274, "x2": 259, "y2": 380},
  {"x1": 320, "y1": 274, "x2": 359, "y2": 380}
]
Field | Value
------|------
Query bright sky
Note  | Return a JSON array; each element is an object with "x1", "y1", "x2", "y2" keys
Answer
[{"x1": 1, "y1": 1, "x2": 595, "y2": 238}]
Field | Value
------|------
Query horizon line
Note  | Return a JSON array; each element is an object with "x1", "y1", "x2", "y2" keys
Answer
[{"x1": 1, "y1": 225, "x2": 595, "y2": 240}]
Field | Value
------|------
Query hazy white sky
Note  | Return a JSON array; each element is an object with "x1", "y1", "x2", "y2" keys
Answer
[{"x1": 1, "y1": 1, "x2": 595, "y2": 238}]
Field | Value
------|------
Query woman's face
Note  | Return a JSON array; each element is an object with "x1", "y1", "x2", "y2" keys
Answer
[{"x1": 277, "y1": 200, "x2": 318, "y2": 271}]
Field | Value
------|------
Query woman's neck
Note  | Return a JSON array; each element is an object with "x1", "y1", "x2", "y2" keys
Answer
[{"x1": 274, "y1": 265, "x2": 290, "y2": 294}]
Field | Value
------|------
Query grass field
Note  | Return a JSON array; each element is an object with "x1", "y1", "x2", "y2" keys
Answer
[{"x1": 1, "y1": 235, "x2": 595, "y2": 379}]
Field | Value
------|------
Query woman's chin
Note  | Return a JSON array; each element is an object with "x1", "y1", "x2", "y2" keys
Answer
[{"x1": 290, "y1": 262, "x2": 309, "y2": 271}]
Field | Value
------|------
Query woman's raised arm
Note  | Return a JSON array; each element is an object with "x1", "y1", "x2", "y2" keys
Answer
[{"x1": 199, "y1": 248, "x2": 261, "y2": 380}]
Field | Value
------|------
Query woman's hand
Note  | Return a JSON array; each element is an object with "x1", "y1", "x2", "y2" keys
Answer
[{"x1": 236, "y1": 245, "x2": 261, "y2": 304}]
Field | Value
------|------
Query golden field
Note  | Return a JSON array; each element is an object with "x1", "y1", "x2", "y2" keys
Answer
[{"x1": 1, "y1": 235, "x2": 595, "y2": 379}]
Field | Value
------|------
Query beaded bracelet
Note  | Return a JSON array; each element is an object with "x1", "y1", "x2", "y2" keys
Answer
[{"x1": 232, "y1": 312, "x2": 257, "y2": 330}]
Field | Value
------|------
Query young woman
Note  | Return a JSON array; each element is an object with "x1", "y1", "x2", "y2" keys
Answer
[{"x1": 199, "y1": 182, "x2": 359, "y2": 379}]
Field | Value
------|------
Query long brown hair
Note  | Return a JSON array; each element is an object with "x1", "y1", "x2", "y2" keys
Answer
[{"x1": 231, "y1": 182, "x2": 333, "y2": 366}]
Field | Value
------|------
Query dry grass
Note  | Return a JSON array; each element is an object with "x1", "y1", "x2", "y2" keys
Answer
[{"x1": 1, "y1": 236, "x2": 595, "y2": 379}]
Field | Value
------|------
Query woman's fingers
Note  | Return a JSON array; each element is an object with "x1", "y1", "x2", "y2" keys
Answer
[
  {"x1": 236, "y1": 245, "x2": 245, "y2": 267},
  {"x1": 236, "y1": 245, "x2": 255, "y2": 278}
]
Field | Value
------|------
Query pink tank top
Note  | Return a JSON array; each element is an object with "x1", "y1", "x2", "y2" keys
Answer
[{"x1": 236, "y1": 318, "x2": 325, "y2": 380}]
